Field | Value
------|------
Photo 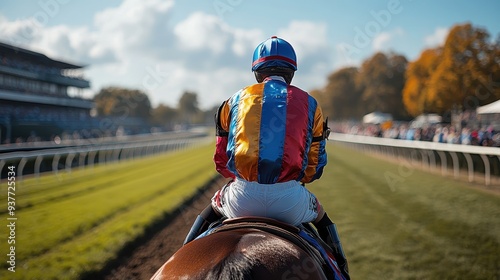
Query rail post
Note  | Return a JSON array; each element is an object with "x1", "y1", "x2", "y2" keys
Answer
[{"x1": 34, "y1": 155, "x2": 44, "y2": 180}]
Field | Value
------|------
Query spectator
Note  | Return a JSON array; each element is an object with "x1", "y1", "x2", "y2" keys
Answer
[{"x1": 460, "y1": 128, "x2": 471, "y2": 145}]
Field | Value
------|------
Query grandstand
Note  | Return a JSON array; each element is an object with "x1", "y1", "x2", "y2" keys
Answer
[{"x1": 0, "y1": 42, "x2": 98, "y2": 144}]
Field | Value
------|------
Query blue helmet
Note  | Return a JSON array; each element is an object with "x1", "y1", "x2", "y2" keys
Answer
[{"x1": 251, "y1": 36, "x2": 297, "y2": 72}]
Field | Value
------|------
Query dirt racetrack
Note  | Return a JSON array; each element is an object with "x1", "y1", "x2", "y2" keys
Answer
[{"x1": 100, "y1": 176, "x2": 227, "y2": 280}]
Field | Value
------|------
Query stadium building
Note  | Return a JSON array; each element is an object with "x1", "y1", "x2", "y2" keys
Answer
[{"x1": 0, "y1": 42, "x2": 97, "y2": 144}]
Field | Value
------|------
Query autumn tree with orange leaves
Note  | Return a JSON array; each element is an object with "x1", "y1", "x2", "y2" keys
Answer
[
  {"x1": 403, "y1": 23, "x2": 500, "y2": 116},
  {"x1": 402, "y1": 48, "x2": 442, "y2": 116},
  {"x1": 315, "y1": 23, "x2": 499, "y2": 121}
]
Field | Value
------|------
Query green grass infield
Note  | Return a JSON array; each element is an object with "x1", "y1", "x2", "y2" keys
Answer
[
  {"x1": 0, "y1": 143, "x2": 217, "y2": 279},
  {"x1": 311, "y1": 142, "x2": 500, "y2": 280}
]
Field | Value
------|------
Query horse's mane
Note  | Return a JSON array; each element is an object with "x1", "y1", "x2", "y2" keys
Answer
[
  {"x1": 206, "y1": 250, "x2": 255, "y2": 280},
  {"x1": 207, "y1": 230, "x2": 302, "y2": 280}
]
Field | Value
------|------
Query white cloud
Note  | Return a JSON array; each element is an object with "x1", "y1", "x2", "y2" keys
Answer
[
  {"x1": 276, "y1": 21, "x2": 333, "y2": 89},
  {"x1": 0, "y1": 14, "x2": 44, "y2": 47},
  {"x1": 0, "y1": 1, "x2": 333, "y2": 109},
  {"x1": 277, "y1": 21, "x2": 330, "y2": 64},
  {"x1": 424, "y1": 27, "x2": 449, "y2": 48},
  {"x1": 372, "y1": 27, "x2": 404, "y2": 51},
  {"x1": 174, "y1": 12, "x2": 230, "y2": 54},
  {"x1": 95, "y1": 0, "x2": 175, "y2": 56},
  {"x1": 0, "y1": 3, "x2": 132, "y2": 65},
  {"x1": 34, "y1": 25, "x2": 116, "y2": 64},
  {"x1": 173, "y1": 11, "x2": 263, "y2": 62},
  {"x1": 372, "y1": 32, "x2": 391, "y2": 51},
  {"x1": 232, "y1": 28, "x2": 263, "y2": 57}
]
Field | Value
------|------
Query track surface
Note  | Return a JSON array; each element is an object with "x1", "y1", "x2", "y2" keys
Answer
[{"x1": 103, "y1": 178, "x2": 225, "y2": 280}]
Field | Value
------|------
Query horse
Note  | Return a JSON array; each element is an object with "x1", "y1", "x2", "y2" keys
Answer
[{"x1": 151, "y1": 217, "x2": 340, "y2": 280}]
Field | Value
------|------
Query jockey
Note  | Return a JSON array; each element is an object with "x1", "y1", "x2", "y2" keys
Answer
[{"x1": 183, "y1": 36, "x2": 349, "y2": 279}]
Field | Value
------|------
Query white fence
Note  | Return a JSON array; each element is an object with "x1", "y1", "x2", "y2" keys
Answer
[
  {"x1": 330, "y1": 132, "x2": 500, "y2": 186},
  {"x1": 0, "y1": 131, "x2": 210, "y2": 183}
]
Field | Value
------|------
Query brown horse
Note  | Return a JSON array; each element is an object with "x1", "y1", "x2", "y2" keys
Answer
[{"x1": 151, "y1": 221, "x2": 331, "y2": 280}]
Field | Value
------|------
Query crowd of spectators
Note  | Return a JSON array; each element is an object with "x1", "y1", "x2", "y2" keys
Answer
[{"x1": 331, "y1": 122, "x2": 500, "y2": 147}]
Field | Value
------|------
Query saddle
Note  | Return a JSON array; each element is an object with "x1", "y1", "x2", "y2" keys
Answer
[{"x1": 210, "y1": 216, "x2": 336, "y2": 279}]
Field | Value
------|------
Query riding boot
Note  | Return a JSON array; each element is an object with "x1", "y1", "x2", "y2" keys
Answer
[
  {"x1": 318, "y1": 223, "x2": 350, "y2": 280},
  {"x1": 183, "y1": 215, "x2": 210, "y2": 245},
  {"x1": 183, "y1": 204, "x2": 222, "y2": 245}
]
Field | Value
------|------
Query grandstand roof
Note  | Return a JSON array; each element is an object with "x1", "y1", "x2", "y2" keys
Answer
[
  {"x1": 0, "y1": 41, "x2": 85, "y2": 69},
  {"x1": 477, "y1": 99, "x2": 500, "y2": 115}
]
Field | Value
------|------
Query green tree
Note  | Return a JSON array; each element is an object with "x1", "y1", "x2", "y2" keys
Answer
[
  {"x1": 94, "y1": 87, "x2": 151, "y2": 119},
  {"x1": 178, "y1": 91, "x2": 200, "y2": 124},
  {"x1": 310, "y1": 88, "x2": 330, "y2": 118},
  {"x1": 317, "y1": 67, "x2": 362, "y2": 120},
  {"x1": 357, "y1": 52, "x2": 409, "y2": 119},
  {"x1": 151, "y1": 104, "x2": 178, "y2": 129}
]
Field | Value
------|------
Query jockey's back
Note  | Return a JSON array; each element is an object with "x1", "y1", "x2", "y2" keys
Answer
[{"x1": 214, "y1": 76, "x2": 327, "y2": 184}]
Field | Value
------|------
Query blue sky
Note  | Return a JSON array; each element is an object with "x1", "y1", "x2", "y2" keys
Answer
[{"x1": 1, "y1": 0, "x2": 499, "y2": 109}]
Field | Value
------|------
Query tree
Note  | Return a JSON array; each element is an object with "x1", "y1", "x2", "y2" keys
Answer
[
  {"x1": 94, "y1": 87, "x2": 152, "y2": 119},
  {"x1": 357, "y1": 52, "x2": 409, "y2": 119},
  {"x1": 317, "y1": 67, "x2": 362, "y2": 120},
  {"x1": 402, "y1": 48, "x2": 442, "y2": 116},
  {"x1": 151, "y1": 104, "x2": 178, "y2": 129},
  {"x1": 310, "y1": 88, "x2": 330, "y2": 118},
  {"x1": 426, "y1": 23, "x2": 500, "y2": 114},
  {"x1": 177, "y1": 91, "x2": 200, "y2": 124}
]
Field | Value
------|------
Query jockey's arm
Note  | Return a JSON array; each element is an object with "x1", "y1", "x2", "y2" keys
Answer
[
  {"x1": 301, "y1": 105, "x2": 328, "y2": 184},
  {"x1": 213, "y1": 100, "x2": 235, "y2": 179}
]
